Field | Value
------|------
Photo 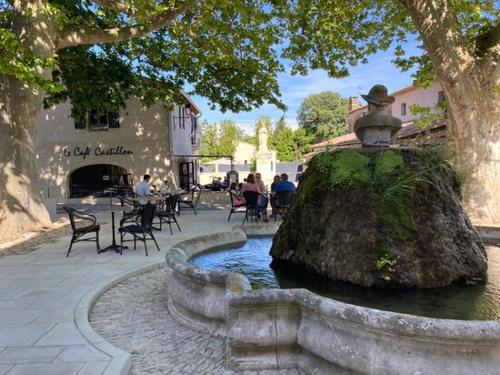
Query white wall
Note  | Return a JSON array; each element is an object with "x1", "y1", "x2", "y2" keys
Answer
[
  {"x1": 391, "y1": 82, "x2": 443, "y2": 123},
  {"x1": 347, "y1": 82, "x2": 444, "y2": 130},
  {"x1": 170, "y1": 104, "x2": 195, "y2": 156}
]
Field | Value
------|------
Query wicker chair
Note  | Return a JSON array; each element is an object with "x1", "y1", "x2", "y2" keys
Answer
[
  {"x1": 228, "y1": 190, "x2": 246, "y2": 222},
  {"x1": 274, "y1": 190, "x2": 295, "y2": 220},
  {"x1": 242, "y1": 191, "x2": 260, "y2": 224},
  {"x1": 118, "y1": 203, "x2": 160, "y2": 256},
  {"x1": 63, "y1": 206, "x2": 100, "y2": 257},
  {"x1": 156, "y1": 195, "x2": 181, "y2": 235}
]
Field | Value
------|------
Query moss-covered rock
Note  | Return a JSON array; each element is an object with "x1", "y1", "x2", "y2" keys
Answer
[{"x1": 270, "y1": 147, "x2": 487, "y2": 288}]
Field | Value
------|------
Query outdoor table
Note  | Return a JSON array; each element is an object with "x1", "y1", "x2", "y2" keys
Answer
[
  {"x1": 65, "y1": 203, "x2": 134, "y2": 253},
  {"x1": 159, "y1": 189, "x2": 186, "y2": 196}
]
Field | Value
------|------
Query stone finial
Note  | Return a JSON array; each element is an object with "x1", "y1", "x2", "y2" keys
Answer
[{"x1": 354, "y1": 84, "x2": 402, "y2": 147}]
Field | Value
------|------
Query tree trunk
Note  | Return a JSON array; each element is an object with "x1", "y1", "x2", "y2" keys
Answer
[
  {"x1": 443, "y1": 71, "x2": 500, "y2": 225},
  {"x1": 400, "y1": 0, "x2": 500, "y2": 225},
  {"x1": 0, "y1": 1, "x2": 55, "y2": 242}
]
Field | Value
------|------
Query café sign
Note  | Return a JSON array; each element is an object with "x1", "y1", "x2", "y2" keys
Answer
[{"x1": 63, "y1": 145, "x2": 133, "y2": 160}]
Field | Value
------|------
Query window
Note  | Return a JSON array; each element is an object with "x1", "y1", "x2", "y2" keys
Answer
[
  {"x1": 401, "y1": 103, "x2": 407, "y2": 116},
  {"x1": 74, "y1": 109, "x2": 119, "y2": 130},
  {"x1": 438, "y1": 91, "x2": 445, "y2": 103}
]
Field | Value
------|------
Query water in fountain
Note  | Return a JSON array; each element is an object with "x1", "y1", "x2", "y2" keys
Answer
[{"x1": 191, "y1": 238, "x2": 500, "y2": 321}]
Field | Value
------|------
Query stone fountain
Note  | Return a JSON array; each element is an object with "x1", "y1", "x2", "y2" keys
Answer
[{"x1": 270, "y1": 84, "x2": 487, "y2": 288}]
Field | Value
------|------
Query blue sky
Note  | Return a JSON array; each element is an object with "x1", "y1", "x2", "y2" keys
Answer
[{"x1": 192, "y1": 40, "x2": 422, "y2": 135}]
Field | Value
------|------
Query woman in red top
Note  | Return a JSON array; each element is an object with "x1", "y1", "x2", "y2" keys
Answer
[
  {"x1": 242, "y1": 174, "x2": 269, "y2": 222},
  {"x1": 242, "y1": 173, "x2": 260, "y2": 193}
]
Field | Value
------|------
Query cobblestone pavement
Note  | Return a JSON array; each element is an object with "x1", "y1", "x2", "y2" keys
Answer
[{"x1": 90, "y1": 269, "x2": 305, "y2": 375}]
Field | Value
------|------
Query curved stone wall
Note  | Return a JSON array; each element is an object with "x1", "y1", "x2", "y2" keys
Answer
[{"x1": 165, "y1": 230, "x2": 500, "y2": 374}]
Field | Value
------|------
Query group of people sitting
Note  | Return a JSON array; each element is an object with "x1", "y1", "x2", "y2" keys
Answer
[{"x1": 233, "y1": 172, "x2": 296, "y2": 222}]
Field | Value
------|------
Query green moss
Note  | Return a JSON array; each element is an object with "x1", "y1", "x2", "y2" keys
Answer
[
  {"x1": 329, "y1": 150, "x2": 371, "y2": 186},
  {"x1": 306, "y1": 148, "x2": 459, "y2": 262},
  {"x1": 373, "y1": 150, "x2": 403, "y2": 187}
]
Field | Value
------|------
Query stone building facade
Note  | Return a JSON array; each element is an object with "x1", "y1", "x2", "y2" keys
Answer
[{"x1": 36, "y1": 92, "x2": 201, "y2": 202}]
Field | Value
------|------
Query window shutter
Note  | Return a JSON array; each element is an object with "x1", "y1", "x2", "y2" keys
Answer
[
  {"x1": 74, "y1": 119, "x2": 86, "y2": 129},
  {"x1": 89, "y1": 109, "x2": 98, "y2": 125},
  {"x1": 108, "y1": 111, "x2": 120, "y2": 128}
]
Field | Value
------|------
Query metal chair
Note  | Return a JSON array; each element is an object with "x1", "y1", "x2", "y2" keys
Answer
[
  {"x1": 242, "y1": 191, "x2": 260, "y2": 224},
  {"x1": 178, "y1": 187, "x2": 203, "y2": 215},
  {"x1": 156, "y1": 195, "x2": 181, "y2": 235},
  {"x1": 116, "y1": 194, "x2": 141, "y2": 226},
  {"x1": 118, "y1": 203, "x2": 160, "y2": 256},
  {"x1": 275, "y1": 190, "x2": 295, "y2": 220},
  {"x1": 228, "y1": 190, "x2": 246, "y2": 222},
  {"x1": 63, "y1": 206, "x2": 100, "y2": 257}
]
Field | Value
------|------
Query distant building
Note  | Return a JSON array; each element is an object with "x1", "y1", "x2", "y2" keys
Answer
[
  {"x1": 199, "y1": 141, "x2": 304, "y2": 187},
  {"x1": 306, "y1": 82, "x2": 447, "y2": 159}
]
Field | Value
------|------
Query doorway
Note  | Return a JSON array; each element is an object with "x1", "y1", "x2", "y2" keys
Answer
[
  {"x1": 179, "y1": 162, "x2": 195, "y2": 190},
  {"x1": 69, "y1": 164, "x2": 132, "y2": 197}
]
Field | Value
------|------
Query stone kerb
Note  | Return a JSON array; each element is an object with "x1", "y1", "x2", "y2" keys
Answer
[{"x1": 165, "y1": 229, "x2": 250, "y2": 335}]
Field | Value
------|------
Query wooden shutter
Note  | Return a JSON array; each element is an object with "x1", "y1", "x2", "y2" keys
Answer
[{"x1": 108, "y1": 110, "x2": 120, "y2": 128}]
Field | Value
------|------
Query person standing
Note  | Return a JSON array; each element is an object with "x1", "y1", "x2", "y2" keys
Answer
[{"x1": 135, "y1": 174, "x2": 151, "y2": 197}]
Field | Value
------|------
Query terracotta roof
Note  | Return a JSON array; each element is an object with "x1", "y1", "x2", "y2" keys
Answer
[
  {"x1": 312, "y1": 132, "x2": 358, "y2": 149},
  {"x1": 307, "y1": 119, "x2": 447, "y2": 159}
]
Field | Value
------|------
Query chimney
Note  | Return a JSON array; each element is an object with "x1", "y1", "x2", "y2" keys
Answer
[{"x1": 348, "y1": 97, "x2": 361, "y2": 111}]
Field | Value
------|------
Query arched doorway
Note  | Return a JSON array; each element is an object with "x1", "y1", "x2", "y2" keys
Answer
[{"x1": 69, "y1": 164, "x2": 132, "y2": 198}]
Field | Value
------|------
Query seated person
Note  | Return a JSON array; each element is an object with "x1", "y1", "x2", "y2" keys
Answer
[
  {"x1": 273, "y1": 173, "x2": 296, "y2": 208},
  {"x1": 255, "y1": 172, "x2": 266, "y2": 193},
  {"x1": 241, "y1": 173, "x2": 260, "y2": 193},
  {"x1": 135, "y1": 174, "x2": 151, "y2": 197},
  {"x1": 274, "y1": 173, "x2": 296, "y2": 194},
  {"x1": 270, "y1": 174, "x2": 280, "y2": 193},
  {"x1": 270, "y1": 175, "x2": 281, "y2": 217},
  {"x1": 220, "y1": 176, "x2": 229, "y2": 190},
  {"x1": 242, "y1": 173, "x2": 268, "y2": 222}
]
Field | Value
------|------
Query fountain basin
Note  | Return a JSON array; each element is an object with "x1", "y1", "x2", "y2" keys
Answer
[{"x1": 165, "y1": 228, "x2": 500, "y2": 374}]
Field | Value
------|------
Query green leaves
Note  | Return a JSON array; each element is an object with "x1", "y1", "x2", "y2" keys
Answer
[
  {"x1": 199, "y1": 120, "x2": 242, "y2": 161},
  {"x1": 2, "y1": 0, "x2": 288, "y2": 115},
  {"x1": 409, "y1": 102, "x2": 447, "y2": 129},
  {"x1": 0, "y1": 28, "x2": 62, "y2": 92},
  {"x1": 297, "y1": 91, "x2": 349, "y2": 143}
]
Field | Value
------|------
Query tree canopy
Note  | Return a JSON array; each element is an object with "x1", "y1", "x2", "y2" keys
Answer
[
  {"x1": 297, "y1": 91, "x2": 349, "y2": 143},
  {"x1": 281, "y1": 0, "x2": 498, "y2": 86},
  {"x1": 199, "y1": 120, "x2": 242, "y2": 162},
  {"x1": 272, "y1": 118, "x2": 314, "y2": 161},
  {"x1": 0, "y1": 0, "x2": 288, "y2": 116},
  {"x1": 1, "y1": 1, "x2": 497, "y2": 114}
]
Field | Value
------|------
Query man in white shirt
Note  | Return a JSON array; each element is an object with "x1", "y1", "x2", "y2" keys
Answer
[{"x1": 135, "y1": 174, "x2": 151, "y2": 197}]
